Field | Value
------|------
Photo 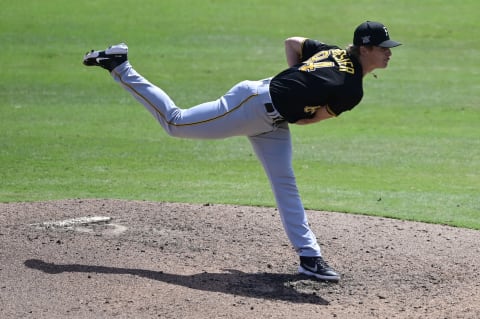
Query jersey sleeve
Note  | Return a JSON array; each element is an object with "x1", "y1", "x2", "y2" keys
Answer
[
  {"x1": 327, "y1": 89, "x2": 363, "y2": 116},
  {"x1": 300, "y1": 39, "x2": 338, "y2": 61}
]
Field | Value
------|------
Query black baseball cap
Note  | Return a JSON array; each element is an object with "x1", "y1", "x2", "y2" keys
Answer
[{"x1": 353, "y1": 21, "x2": 401, "y2": 48}]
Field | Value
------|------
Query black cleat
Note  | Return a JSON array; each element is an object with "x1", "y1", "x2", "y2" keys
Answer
[
  {"x1": 83, "y1": 43, "x2": 128, "y2": 72},
  {"x1": 298, "y1": 256, "x2": 340, "y2": 282}
]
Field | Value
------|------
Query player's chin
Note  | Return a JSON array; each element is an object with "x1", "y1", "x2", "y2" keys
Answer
[{"x1": 379, "y1": 61, "x2": 389, "y2": 69}]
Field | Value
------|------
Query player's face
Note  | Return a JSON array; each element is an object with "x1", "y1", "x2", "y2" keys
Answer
[
  {"x1": 359, "y1": 45, "x2": 393, "y2": 74},
  {"x1": 369, "y1": 46, "x2": 392, "y2": 69}
]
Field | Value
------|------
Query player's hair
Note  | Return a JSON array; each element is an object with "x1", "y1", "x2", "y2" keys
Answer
[
  {"x1": 346, "y1": 44, "x2": 360, "y2": 58},
  {"x1": 347, "y1": 44, "x2": 378, "y2": 58}
]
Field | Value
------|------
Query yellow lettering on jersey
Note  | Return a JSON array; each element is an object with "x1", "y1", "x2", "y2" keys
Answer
[
  {"x1": 304, "y1": 105, "x2": 323, "y2": 115},
  {"x1": 330, "y1": 49, "x2": 355, "y2": 74},
  {"x1": 299, "y1": 61, "x2": 334, "y2": 72},
  {"x1": 299, "y1": 49, "x2": 355, "y2": 74},
  {"x1": 308, "y1": 50, "x2": 329, "y2": 62}
]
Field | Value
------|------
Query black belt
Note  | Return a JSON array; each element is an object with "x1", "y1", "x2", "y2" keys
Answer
[
  {"x1": 264, "y1": 103, "x2": 285, "y2": 124},
  {"x1": 264, "y1": 103, "x2": 275, "y2": 113}
]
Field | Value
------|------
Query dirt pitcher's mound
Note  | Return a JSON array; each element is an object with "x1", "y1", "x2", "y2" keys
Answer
[{"x1": 1, "y1": 199, "x2": 479, "y2": 318}]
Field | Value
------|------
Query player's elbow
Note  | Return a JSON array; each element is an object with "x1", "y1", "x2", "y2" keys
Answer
[
  {"x1": 285, "y1": 37, "x2": 306, "y2": 67},
  {"x1": 284, "y1": 37, "x2": 305, "y2": 51},
  {"x1": 285, "y1": 36, "x2": 306, "y2": 44}
]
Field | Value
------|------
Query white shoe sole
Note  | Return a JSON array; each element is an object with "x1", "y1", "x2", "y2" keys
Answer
[{"x1": 105, "y1": 43, "x2": 128, "y2": 55}]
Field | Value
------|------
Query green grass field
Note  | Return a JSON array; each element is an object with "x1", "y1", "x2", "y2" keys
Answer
[{"x1": 1, "y1": 0, "x2": 479, "y2": 229}]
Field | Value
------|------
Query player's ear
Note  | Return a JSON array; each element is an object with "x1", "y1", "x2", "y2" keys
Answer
[{"x1": 359, "y1": 45, "x2": 374, "y2": 55}]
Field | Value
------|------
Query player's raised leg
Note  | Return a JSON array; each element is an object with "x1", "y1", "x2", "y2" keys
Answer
[
  {"x1": 111, "y1": 62, "x2": 275, "y2": 139},
  {"x1": 84, "y1": 44, "x2": 275, "y2": 139}
]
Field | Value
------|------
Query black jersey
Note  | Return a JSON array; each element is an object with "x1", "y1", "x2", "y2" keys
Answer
[{"x1": 269, "y1": 39, "x2": 364, "y2": 123}]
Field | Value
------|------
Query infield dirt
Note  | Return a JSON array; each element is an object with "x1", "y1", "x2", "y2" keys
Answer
[{"x1": 1, "y1": 199, "x2": 479, "y2": 318}]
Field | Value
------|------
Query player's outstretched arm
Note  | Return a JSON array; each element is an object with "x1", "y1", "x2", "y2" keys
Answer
[
  {"x1": 285, "y1": 37, "x2": 307, "y2": 67},
  {"x1": 295, "y1": 106, "x2": 334, "y2": 125}
]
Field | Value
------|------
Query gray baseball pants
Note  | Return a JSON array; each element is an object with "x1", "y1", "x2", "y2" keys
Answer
[{"x1": 111, "y1": 61, "x2": 322, "y2": 257}]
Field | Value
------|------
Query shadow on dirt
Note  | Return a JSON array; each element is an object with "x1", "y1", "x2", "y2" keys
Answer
[{"x1": 24, "y1": 259, "x2": 329, "y2": 305}]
